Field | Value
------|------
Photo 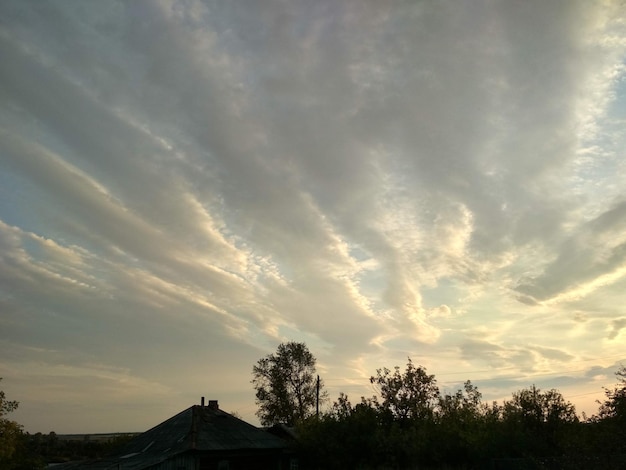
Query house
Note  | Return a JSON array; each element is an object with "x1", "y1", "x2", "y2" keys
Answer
[{"x1": 56, "y1": 399, "x2": 296, "y2": 470}]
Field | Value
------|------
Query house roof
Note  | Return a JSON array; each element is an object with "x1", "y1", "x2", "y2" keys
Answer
[
  {"x1": 55, "y1": 403, "x2": 289, "y2": 469},
  {"x1": 124, "y1": 404, "x2": 288, "y2": 454}
]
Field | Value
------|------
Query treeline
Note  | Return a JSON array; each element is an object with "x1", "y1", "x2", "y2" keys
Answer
[
  {"x1": 0, "y1": 431, "x2": 134, "y2": 469},
  {"x1": 294, "y1": 359, "x2": 626, "y2": 469}
]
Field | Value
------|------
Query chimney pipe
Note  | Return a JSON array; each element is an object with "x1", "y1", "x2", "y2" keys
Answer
[{"x1": 201, "y1": 397, "x2": 205, "y2": 407}]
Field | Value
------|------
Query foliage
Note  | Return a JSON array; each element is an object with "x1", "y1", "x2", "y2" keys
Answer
[
  {"x1": 0, "y1": 379, "x2": 132, "y2": 468},
  {"x1": 0, "y1": 431, "x2": 135, "y2": 469},
  {"x1": 589, "y1": 364, "x2": 626, "y2": 455},
  {"x1": 369, "y1": 357, "x2": 439, "y2": 423},
  {"x1": 291, "y1": 358, "x2": 625, "y2": 470},
  {"x1": 499, "y1": 385, "x2": 578, "y2": 458},
  {"x1": 434, "y1": 381, "x2": 492, "y2": 465},
  {"x1": 503, "y1": 385, "x2": 578, "y2": 426},
  {"x1": 296, "y1": 395, "x2": 382, "y2": 469},
  {"x1": 596, "y1": 364, "x2": 626, "y2": 423},
  {"x1": 0, "y1": 378, "x2": 24, "y2": 467},
  {"x1": 0, "y1": 383, "x2": 19, "y2": 417},
  {"x1": 252, "y1": 341, "x2": 326, "y2": 426}
]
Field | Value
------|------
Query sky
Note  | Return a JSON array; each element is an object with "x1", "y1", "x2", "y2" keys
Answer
[{"x1": 1, "y1": 0, "x2": 626, "y2": 434}]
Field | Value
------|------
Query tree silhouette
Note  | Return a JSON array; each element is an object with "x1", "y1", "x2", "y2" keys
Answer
[
  {"x1": 0, "y1": 378, "x2": 24, "y2": 464},
  {"x1": 252, "y1": 341, "x2": 326, "y2": 426}
]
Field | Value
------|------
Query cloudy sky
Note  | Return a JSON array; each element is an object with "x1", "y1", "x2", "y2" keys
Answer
[{"x1": 1, "y1": 0, "x2": 626, "y2": 434}]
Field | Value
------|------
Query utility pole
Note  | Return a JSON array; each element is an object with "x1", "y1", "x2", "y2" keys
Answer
[{"x1": 316, "y1": 375, "x2": 320, "y2": 418}]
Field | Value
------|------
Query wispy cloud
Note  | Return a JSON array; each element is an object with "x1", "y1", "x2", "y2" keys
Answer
[{"x1": 1, "y1": 0, "x2": 625, "y2": 432}]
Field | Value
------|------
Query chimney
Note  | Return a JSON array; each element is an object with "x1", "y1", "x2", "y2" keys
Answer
[
  {"x1": 201, "y1": 397, "x2": 205, "y2": 407},
  {"x1": 208, "y1": 400, "x2": 219, "y2": 410}
]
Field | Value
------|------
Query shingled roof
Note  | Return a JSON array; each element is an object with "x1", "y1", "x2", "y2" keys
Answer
[{"x1": 56, "y1": 401, "x2": 289, "y2": 469}]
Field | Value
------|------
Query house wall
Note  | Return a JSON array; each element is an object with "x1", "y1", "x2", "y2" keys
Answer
[
  {"x1": 144, "y1": 450, "x2": 294, "y2": 470},
  {"x1": 198, "y1": 450, "x2": 292, "y2": 470},
  {"x1": 145, "y1": 453, "x2": 198, "y2": 470}
]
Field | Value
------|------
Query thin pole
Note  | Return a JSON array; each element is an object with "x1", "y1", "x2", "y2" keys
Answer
[{"x1": 316, "y1": 375, "x2": 320, "y2": 418}]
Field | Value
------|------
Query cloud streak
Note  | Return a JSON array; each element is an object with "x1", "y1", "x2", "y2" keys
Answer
[{"x1": 1, "y1": 0, "x2": 625, "y2": 432}]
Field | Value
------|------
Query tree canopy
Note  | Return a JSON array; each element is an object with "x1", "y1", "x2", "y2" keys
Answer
[
  {"x1": 370, "y1": 357, "x2": 439, "y2": 422},
  {"x1": 0, "y1": 378, "x2": 25, "y2": 467},
  {"x1": 597, "y1": 364, "x2": 626, "y2": 423},
  {"x1": 252, "y1": 341, "x2": 326, "y2": 426},
  {"x1": 295, "y1": 359, "x2": 626, "y2": 469}
]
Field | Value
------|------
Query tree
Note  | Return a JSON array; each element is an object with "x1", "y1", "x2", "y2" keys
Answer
[
  {"x1": 296, "y1": 394, "x2": 382, "y2": 469},
  {"x1": 501, "y1": 385, "x2": 578, "y2": 458},
  {"x1": 503, "y1": 385, "x2": 578, "y2": 427},
  {"x1": 434, "y1": 381, "x2": 488, "y2": 467},
  {"x1": 0, "y1": 378, "x2": 24, "y2": 466},
  {"x1": 369, "y1": 357, "x2": 439, "y2": 423},
  {"x1": 597, "y1": 364, "x2": 626, "y2": 423},
  {"x1": 252, "y1": 341, "x2": 326, "y2": 426},
  {"x1": 591, "y1": 365, "x2": 626, "y2": 455},
  {"x1": 437, "y1": 380, "x2": 484, "y2": 423}
]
